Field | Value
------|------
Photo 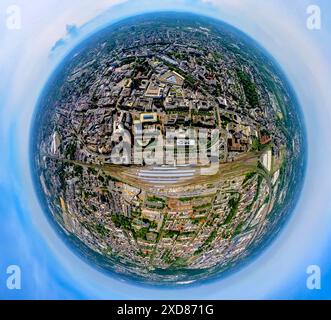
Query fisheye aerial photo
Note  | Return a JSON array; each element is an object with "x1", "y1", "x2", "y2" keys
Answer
[
  {"x1": 32, "y1": 12, "x2": 305, "y2": 285},
  {"x1": 1, "y1": 0, "x2": 331, "y2": 307}
]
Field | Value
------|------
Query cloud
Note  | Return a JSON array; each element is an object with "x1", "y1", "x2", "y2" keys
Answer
[
  {"x1": 50, "y1": 23, "x2": 79, "y2": 53},
  {"x1": 66, "y1": 24, "x2": 79, "y2": 36}
]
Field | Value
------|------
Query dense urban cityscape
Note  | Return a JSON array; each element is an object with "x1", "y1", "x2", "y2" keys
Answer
[{"x1": 33, "y1": 13, "x2": 305, "y2": 284}]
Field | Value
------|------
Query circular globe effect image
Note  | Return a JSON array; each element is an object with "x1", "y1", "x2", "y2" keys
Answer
[{"x1": 31, "y1": 12, "x2": 306, "y2": 286}]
